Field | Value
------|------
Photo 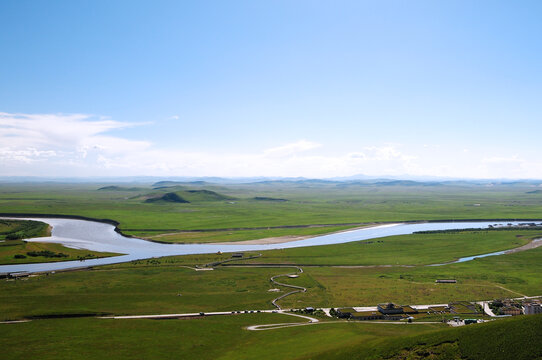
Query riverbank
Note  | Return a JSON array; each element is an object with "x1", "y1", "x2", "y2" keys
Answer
[{"x1": 206, "y1": 224, "x2": 381, "y2": 245}]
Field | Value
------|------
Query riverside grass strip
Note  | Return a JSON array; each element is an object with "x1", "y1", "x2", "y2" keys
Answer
[{"x1": 2, "y1": 182, "x2": 542, "y2": 239}]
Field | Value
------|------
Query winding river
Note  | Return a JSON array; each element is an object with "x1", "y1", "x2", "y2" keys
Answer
[{"x1": 0, "y1": 218, "x2": 537, "y2": 274}]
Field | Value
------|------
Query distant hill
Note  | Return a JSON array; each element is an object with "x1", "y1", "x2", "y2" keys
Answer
[
  {"x1": 183, "y1": 189, "x2": 235, "y2": 202},
  {"x1": 250, "y1": 179, "x2": 339, "y2": 186},
  {"x1": 144, "y1": 192, "x2": 190, "y2": 203},
  {"x1": 526, "y1": 190, "x2": 542, "y2": 194},
  {"x1": 144, "y1": 189, "x2": 234, "y2": 204},
  {"x1": 97, "y1": 186, "x2": 145, "y2": 191},
  {"x1": 373, "y1": 180, "x2": 442, "y2": 186},
  {"x1": 252, "y1": 197, "x2": 288, "y2": 202}
]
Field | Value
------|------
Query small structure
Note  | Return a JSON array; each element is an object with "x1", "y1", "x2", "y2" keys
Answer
[
  {"x1": 377, "y1": 303, "x2": 404, "y2": 315},
  {"x1": 231, "y1": 253, "x2": 244, "y2": 258},
  {"x1": 305, "y1": 307, "x2": 315, "y2": 313},
  {"x1": 336, "y1": 308, "x2": 355, "y2": 319},
  {"x1": 436, "y1": 279, "x2": 457, "y2": 283}
]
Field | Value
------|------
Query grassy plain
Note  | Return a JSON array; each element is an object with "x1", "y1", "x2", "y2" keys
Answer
[
  {"x1": 0, "y1": 265, "x2": 281, "y2": 320},
  {"x1": 239, "y1": 230, "x2": 536, "y2": 265},
  {"x1": 2, "y1": 181, "x2": 542, "y2": 359},
  {"x1": 0, "y1": 240, "x2": 120, "y2": 265},
  {"x1": 0, "y1": 315, "x2": 444, "y2": 360},
  {"x1": 258, "y1": 244, "x2": 542, "y2": 309},
  {"x1": 2, "y1": 182, "x2": 542, "y2": 240},
  {"x1": 1, "y1": 307, "x2": 539, "y2": 360},
  {"x1": 317, "y1": 313, "x2": 542, "y2": 360},
  {"x1": 0, "y1": 219, "x2": 50, "y2": 240},
  {"x1": 2, "y1": 230, "x2": 542, "y2": 320},
  {"x1": 0, "y1": 219, "x2": 118, "y2": 264}
]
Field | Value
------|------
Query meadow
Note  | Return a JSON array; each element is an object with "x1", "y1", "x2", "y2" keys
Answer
[
  {"x1": 237, "y1": 230, "x2": 537, "y2": 265},
  {"x1": 2, "y1": 181, "x2": 542, "y2": 359},
  {"x1": 2, "y1": 230, "x2": 541, "y2": 320},
  {"x1": 1, "y1": 306, "x2": 540, "y2": 359},
  {"x1": 0, "y1": 240, "x2": 119, "y2": 265},
  {"x1": 2, "y1": 182, "x2": 542, "y2": 241},
  {"x1": 0, "y1": 315, "x2": 445, "y2": 360},
  {"x1": 315, "y1": 313, "x2": 542, "y2": 360},
  {"x1": 0, "y1": 219, "x2": 118, "y2": 264}
]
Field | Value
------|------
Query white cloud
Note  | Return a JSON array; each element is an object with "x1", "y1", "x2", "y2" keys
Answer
[{"x1": 1, "y1": 111, "x2": 542, "y2": 179}]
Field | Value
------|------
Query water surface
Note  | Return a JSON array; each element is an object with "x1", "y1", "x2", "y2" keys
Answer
[{"x1": 0, "y1": 218, "x2": 534, "y2": 273}]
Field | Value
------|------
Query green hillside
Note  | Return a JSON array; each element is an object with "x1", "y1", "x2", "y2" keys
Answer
[
  {"x1": 144, "y1": 192, "x2": 190, "y2": 203},
  {"x1": 182, "y1": 189, "x2": 235, "y2": 202},
  {"x1": 144, "y1": 189, "x2": 234, "y2": 204},
  {"x1": 317, "y1": 314, "x2": 542, "y2": 360}
]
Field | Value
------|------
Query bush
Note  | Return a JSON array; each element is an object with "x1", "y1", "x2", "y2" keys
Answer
[
  {"x1": 14, "y1": 254, "x2": 27, "y2": 259},
  {"x1": 26, "y1": 251, "x2": 68, "y2": 258}
]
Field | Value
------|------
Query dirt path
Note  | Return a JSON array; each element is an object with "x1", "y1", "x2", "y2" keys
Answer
[
  {"x1": 505, "y1": 237, "x2": 542, "y2": 254},
  {"x1": 492, "y1": 284, "x2": 527, "y2": 298},
  {"x1": 246, "y1": 311, "x2": 320, "y2": 331}
]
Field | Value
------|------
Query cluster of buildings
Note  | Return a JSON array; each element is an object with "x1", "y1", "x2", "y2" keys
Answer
[
  {"x1": 335, "y1": 303, "x2": 418, "y2": 321},
  {"x1": 331, "y1": 297, "x2": 542, "y2": 323},
  {"x1": 491, "y1": 298, "x2": 542, "y2": 316},
  {"x1": 334, "y1": 301, "x2": 482, "y2": 322}
]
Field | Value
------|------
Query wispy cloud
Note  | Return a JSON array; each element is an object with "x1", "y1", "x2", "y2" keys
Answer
[{"x1": 2, "y1": 111, "x2": 541, "y2": 179}]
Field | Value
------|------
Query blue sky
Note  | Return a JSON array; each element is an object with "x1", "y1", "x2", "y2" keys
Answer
[{"x1": 1, "y1": 0, "x2": 541, "y2": 178}]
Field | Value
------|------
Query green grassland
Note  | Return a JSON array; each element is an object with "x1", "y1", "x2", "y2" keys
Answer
[
  {"x1": 0, "y1": 265, "x2": 283, "y2": 320},
  {"x1": 238, "y1": 230, "x2": 537, "y2": 265},
  {"x1": 0, "y1": 219, "x2": 50, "y2": 240},
  {"x1": 1, "y1": 306, "x2": 539, "y2": 360},
  {"x1": 2, "y1": 182, "x2": 542, "y2": 240},
  {"x1": 275, "y1": 246, "x2": 542, "y2": 308},
  {"x1": 0, "y1": 239, "x2": 120, "y2": 265},
  {"x1": 3, "y1": 181, "x2": 542, "y2": 359},
  {"x1": 317, "y1": 314, "x2": 542, "y2": 360},
  {"x1": 2, "y1": 230, "x2": 542, "y2": 321},
  {"x1": 0, "y1": 315, "x2": 444, "y2": 360},
  {"x1": 0, "y1": 219, "x2": 119, "y2": 264}
]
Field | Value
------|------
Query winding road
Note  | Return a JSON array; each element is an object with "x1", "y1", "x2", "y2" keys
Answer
[{"x1": 269, "y1": 266, "x2": 306, "y2": 309}]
